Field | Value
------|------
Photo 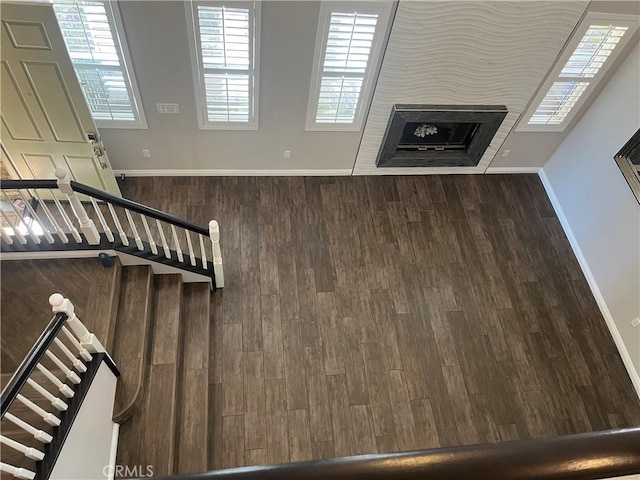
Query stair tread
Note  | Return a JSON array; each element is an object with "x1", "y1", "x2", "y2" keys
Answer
[
  {"x1": 112, "y1": 266, "x2": 154, "y2": 422},
  {"x1": 117, "y1": 274, "x2": 183, "y2": 477},
  {"x1": 175, "y1": 283, "x2": 210, "y2": 474}
]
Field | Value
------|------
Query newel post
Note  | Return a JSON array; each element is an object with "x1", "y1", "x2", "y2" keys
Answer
[
  {"x1": 209, "y1": 220, "x2": 224, "y2": 288},
  {"x1": 49, "y1": 293, "x2": 105, "y2": 354},
  {"x1": 55, "y1": 168, "x2": 100, "y2": 245}
]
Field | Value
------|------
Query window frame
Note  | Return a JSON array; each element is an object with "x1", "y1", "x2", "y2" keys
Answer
[
  {"x1": 305, "y1": 1, "x2": 393, "y2": 132},
  {"x1": 54, "y1": 0, "x2": 148, "y2": 129},
  {"x1": 185, "y1": 0, "x2": 260, "y2": 131},
  {"x1": 517, "y1": 12, "x2": 639, "y2": 133}
]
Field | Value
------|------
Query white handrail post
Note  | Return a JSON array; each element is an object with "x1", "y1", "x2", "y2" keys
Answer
[
  {"x1": 49, "y1": 293, "x2": 105, "y2": 354},
  {"x1": 209, "y1": 220, "x2": 224, "y2": 288},
  {"x1": 55, "y1": 168, "x2": 100, "y2": 245}
]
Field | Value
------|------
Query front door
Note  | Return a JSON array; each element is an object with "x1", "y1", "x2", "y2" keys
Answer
[{"x1": 0, "y1": 2, "x2": 121, "y2": 196}]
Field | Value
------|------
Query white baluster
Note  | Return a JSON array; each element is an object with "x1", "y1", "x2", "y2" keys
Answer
[
  {"x1": 49, "y1": 294, "x2": 106, "y2": 354},
  {"x1": 90, "y1": 197, "x2": 114, "y2": 242},
  {"x1": 185, "y1": 230, "x2": 196, "y2": 266},
  {"x1": 209, "y1": 220, "x2": 225, "y2": 288},
  {"x1": 15, "y1": 394, "x2": 60, "y2": 426},
  {"x1": 140, "y1": 215, "x2": 158, "y2": 255},
  {"x1": 4, "y1": 413, "x2": 52, "y2": 443},
  {"x1": 124, "y1": 209, "x2": 143, "y2": 251},
  {"x1": 0, "y1": 435, "x2": 45, "y2": 461},
  {"x1": 107, "y1": 203, "x2": 129, "y2": 246},
  {"x1": 199, "y1": 233, "x2": 208, "y2": 269},
  {"x1": 49, "y1": 190, "x2": 82, "y2": 243},
  {"x1": 2, "y1": 191, "x2": 40, "y2": 244},
  {"x1": 26, "y1": 378, "x2": 68, "y2": 411},
  {"x1": 156, "y1": 219, "x2": 171, "y2": 259},
  {"x1": 44, "y1": 350, "x2": 80, "y2": 384},
  {"x1": 53, "y1": 338, "x2": 86, "y2": 373},
  {"x1": 61, "y1": 326, "x2": 92, "y2": 362},
  {"x1": 171, "y1": 225, "x2": 184, "y2": 262},
  {"x1": 35, "y1": 363, "x2": 74, "y2": 398},
  {"x1": 55, "y1": 168, "x2": 100, "y2": 245},
  {"x1": 1, "y1": 209, "x2": 25, "y2": 244},
  {"x1": 0, "y1": 225, "x2": 13, "y2": 244},
  {"x1": 31, "y1": 190, "x2": 68, "y2": 243},
  {"x1": 0, "y1": 462, "x2": 35, "y2": 480},
  {"x1": 16, "y1": 191, "x2": 54, "y2": 244},
  {"x1": 0, "y1": 209, "x2": 17, "y2": 244}
]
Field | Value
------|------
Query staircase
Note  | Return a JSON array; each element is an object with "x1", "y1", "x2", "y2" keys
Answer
[{"x1": 106, "y1": 261, "x2": 211, "y2": 477}]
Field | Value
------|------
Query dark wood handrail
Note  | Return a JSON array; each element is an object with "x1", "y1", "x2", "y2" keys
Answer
[
  {"x1": 70, "y1": 181, "x2": 209, "y2": 236},
  {"x1": 1, "y1": 312, "x2": 68, "y2": 417},
  {"x1": 0, "y1": 179, "x2": 59, "y2": 190},
  {"x1": 0, "y1": 178, "x2": 209, "y2": 236},
  {"x1": 141, "y1": 427, "x2": 640, "y2": 480}
]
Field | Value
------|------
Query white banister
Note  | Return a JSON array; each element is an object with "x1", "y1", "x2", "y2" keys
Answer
[
  {"x1": 16, "y1": 191, "x2": 54, "y2": 244},
  {"x1": 44, "y1": 350, "x2": 81, "y2": 385},
  {"x1": 185, "y1": 230, "x2": 196, "y2": 266},
  {"x1": 0, "y1": 462, "x2": 35, "y2": 480},
  {"x1": 0, "y1": 210, "x2": 18, "y2": 244},
  {"x1": 32, "y1": 190, "x2": 68, "y2": 243},
  {"x1": 4, "y1": 413, "x2": 52, "y2": 443},
  {"x1": 171, "y1": 225, "x2": 184, "y2": 262},
  {"x1": 90, "y1": 197, "x2": 114, "y2": 242},
  {"x1": 156, "y1": 219, "x2": 171, "y2": 259},
  {"x1": 15, "y1": 394, "x2": 60, "y2": 426},
  {"x1": 140, "y1": 215, "x2": 158, "y2": 255},
  {"x1": 49, "y1": 190, "x2": 82, "y2": 243},
  {"x1": 124, "y1": 209, "x2": 143, "y2": 251},
  {"x1": 53, "y1": 338, "x2": 86, "y2": 373},
  {"x1": 26, "y1": 378, "x2": 68, "y2": 411},
  {"x1": 107, "y1": 203, "x2": 129, "y2": 246},
  {"x1": 2, "y1": 191, "x2": 40, "y2": 244},
  {"x1": 35, "y1": 363, "x2": 74, "y2": 398},
  {"x1": 0, "y1": 435, "x2": 45, "y2": 461},
  {"x1": 209, "y1": 220, "x2": 225, "y2": 288},
  {"x1": 61, "y1": 326, "x2": 92, "y2": 362},
  {"x1": 49, "y1": 294, "x2": 105, "y2": 354},
  {"x1": 199, "y1": 233, "x2": 207, "y2": 269},
  {"x1": 55, "y1": 169, "x2": 100, "y2": 245}
]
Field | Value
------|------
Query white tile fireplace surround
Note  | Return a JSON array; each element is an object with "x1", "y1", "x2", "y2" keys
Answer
[{"x1": 353, "y1": 1, "x2": 588, "y2": 175}]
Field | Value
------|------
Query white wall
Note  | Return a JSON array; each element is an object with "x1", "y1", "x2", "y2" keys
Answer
[
  {"x1": 102, "y1": 1, "x2": 361, "y2": 174},
  {"x1": 51, "y1": 362, "x2": 119, "y2": 480},
  {"x1": 540, "y1": 41, "x2": 640, "y2": 395}
]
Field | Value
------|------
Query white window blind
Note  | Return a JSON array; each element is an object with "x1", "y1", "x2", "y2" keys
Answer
[
  {"x1": 52, "y1": 0, "x2": 146, "y2": 127},
  {"x1": 306, "y1": 3, "x2": 392, "y2": 131},
  {"x1": 188, "y1": 2, "x2": 259, "y2": 129},
  {"x1": 521, "y1": 15, "x2": 635, "y2": 131}
]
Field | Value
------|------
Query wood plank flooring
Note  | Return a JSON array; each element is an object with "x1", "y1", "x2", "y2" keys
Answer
[
  {"x1": 118, "y1": 174, "x2": 640, "y2": 469},
  {"x1": 0, "y1": 258, "x2": 120, "y2": 373}
]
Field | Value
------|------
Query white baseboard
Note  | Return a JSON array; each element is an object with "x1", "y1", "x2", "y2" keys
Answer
[
  {"x1": 539, "y1": 168, "x2": 640, "y2": 399},
  {"x1": 112, "y1": 169, "x2": 353, "y2": 177},
  {"x1": 485, "y1": 166, "x2": 542, "y2": 174}
]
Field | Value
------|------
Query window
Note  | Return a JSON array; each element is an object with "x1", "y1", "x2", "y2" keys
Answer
[
  {"x1": 306, "y1": 2, "x2": 393, "y2": 131},
  {"x1": 186, "y1": 1, "x2": 260, "y2": 130},
  {"x1": 52, "y1": 0, "x2": 147, "y2": 128},
  {"x1": 519, "y1": 13, "x2": 638, "y2": 132}
]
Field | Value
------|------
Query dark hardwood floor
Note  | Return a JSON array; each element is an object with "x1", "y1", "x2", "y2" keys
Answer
[{"x1": 117, "y1": 173, "x2": 640, "y2": 469}]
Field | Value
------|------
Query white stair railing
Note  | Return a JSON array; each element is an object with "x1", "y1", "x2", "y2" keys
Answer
[
  {"x1": 1, "y1": 171, "x2": 225, "y2": 288},
  {"x1": 0, "y1": 294, "x2": 109, "y2": 480}
]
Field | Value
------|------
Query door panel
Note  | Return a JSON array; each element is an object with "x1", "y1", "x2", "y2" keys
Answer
[
  {"x1": 22, "y1": 62, "x2": 86, "y2": 142},
  {"x1": 1, "y1": 61, "x2": 42, "y2": 141},
  {"x1": 64, "y1": 155, "x2": 108, "y2": 190},
  {"x1": 0, "y1": 3, "x2": 121, "y2": 196}
]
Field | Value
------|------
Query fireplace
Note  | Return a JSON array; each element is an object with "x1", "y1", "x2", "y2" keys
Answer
[{"x1": 376, "y1": 105, "x2": 508, "y2": 168}]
